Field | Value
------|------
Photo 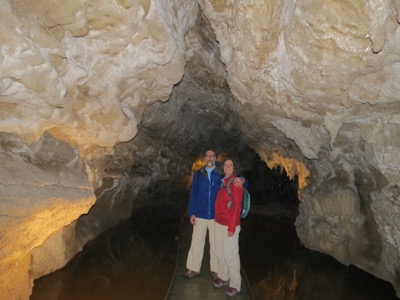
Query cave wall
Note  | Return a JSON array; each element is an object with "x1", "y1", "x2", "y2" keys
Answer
[
  {"x1": 0, "y1": 1, "x2": 200, "y2": 299},
  {"x1": 1, "y1": 0, "x2": 400, "y2": 299},
  {"x1": 0, "y1": 133, "x2": 95, "y2": 299}
]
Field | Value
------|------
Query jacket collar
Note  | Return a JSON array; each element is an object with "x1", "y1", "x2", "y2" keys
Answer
[{"x1": 199, "y1": 161, "x2": 222, "y2": 175}]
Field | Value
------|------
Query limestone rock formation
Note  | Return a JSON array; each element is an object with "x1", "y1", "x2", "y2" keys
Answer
[
  {"x1": 0, "y1": 133, "x2": 95, "y2": 299},
  {"x1": 0, "y1": 0, "x2": 399, "y2": 299}
]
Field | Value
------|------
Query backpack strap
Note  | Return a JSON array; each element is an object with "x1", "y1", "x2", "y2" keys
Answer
[
  {"x1": 220, "y1": 177, "x2": 236, "y2": 194},
  {"x1": 221, "y1": 177, "x2": 236, "y2": 210}
]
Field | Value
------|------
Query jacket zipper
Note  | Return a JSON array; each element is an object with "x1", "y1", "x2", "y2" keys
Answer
[{"x1": 208, "y1": 174, "x2": 211, "y2": 219}]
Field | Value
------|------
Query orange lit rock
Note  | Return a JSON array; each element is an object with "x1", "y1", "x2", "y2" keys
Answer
[{"x1": 0, "y1": 134, "x2": 95, "y2": 300}]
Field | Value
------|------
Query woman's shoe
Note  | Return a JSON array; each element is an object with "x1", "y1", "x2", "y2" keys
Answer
[
  {"x1": 213, "y1": 278, "x2": 229, "y2": 288},
  {"x1": 226, "y1": 287, "x2": 239, "y2": 297}
]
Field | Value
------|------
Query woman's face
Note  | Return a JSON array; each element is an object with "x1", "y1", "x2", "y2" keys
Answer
[{"x1": 223, "y1": 159, "x2": 234, "y2": 177}]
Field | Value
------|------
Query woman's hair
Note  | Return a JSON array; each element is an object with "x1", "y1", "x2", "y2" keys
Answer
[{"x1": 221, "y1": 157, "x2": 241, "y2": 176}]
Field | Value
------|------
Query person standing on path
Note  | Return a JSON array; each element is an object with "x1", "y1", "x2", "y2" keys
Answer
[
  {"x1": 185, "y1": 149, "x2": 244, "y2": 280},
  {"x1": 213, "y1": 158, "x2": 244, "y2": 297}
]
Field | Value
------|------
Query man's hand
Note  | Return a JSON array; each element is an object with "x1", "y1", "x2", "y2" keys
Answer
[
  {"x1": 232, "y1": 176, "x2": 244, "y2": 187},
  {"x1": 227, "y1": 231, "x2": 234, "y2": 237},
  {"x1": 190, "y1": 215, "x2": 196, "y2": 225}
]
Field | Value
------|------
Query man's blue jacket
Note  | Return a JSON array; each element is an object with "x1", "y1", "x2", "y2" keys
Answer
[{"x1": 188, "y1": 163, "x2": 223, "y2": 220}]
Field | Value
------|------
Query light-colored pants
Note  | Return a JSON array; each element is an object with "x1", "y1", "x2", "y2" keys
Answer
[
  {"x1": 186, "y1": 217, "x2": 218, "y2": 273},
  {"x1": 215, "y1": 222, "x2": 241, "y2": 291}
]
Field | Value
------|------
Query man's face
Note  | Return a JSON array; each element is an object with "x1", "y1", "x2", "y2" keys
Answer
[{"x1": 204, "y1": 150, "x2": 216, "y2": 167}]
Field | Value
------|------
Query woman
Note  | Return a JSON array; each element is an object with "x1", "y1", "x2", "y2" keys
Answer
[{"x1": 213, "y1": 158, "x2": 243, "y2": 297}]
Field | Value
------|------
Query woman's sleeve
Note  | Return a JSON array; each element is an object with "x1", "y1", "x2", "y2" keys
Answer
[{"x1": 228, "y1": 183, "x2": 243, "y2": 233}]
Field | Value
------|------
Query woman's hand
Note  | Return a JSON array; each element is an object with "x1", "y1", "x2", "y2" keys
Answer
[{"x1": 227, "y1": 231, "x2": 234, "y2": 237}]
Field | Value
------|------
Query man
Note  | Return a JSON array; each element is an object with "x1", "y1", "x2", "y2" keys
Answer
[{"x1": 184, "y1": 148, "x2": 244, "y2": 280}]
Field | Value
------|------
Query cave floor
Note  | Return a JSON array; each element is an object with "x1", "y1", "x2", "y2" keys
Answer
[{"x1": 31, "y1": 202, "x2": 398, "y2": 300}]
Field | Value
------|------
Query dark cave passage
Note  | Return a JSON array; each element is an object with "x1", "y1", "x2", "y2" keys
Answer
[{"x1": 30, "y1": 152, "x2": 398, "y2": 300}]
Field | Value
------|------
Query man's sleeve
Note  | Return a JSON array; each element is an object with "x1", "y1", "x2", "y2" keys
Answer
[
  {"x1": 188, "y1": 171, "x2": 199, "y2": 217},
  {"x1": 239, "y1": 175, "x2": 249, "y2": 189}
]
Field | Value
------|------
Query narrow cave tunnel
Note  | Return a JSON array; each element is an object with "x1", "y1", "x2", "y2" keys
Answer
[{"x1": 1, "y1": 1, "x2": 400, "y2": 300}]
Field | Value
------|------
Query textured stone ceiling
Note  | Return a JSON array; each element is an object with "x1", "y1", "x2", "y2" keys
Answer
[{"x1": 0, "y1": 1, "x2": 400, "y2": 299}]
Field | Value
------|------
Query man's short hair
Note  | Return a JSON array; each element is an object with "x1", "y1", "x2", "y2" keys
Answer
[{"x1": 204, "y1": 148, "x2": 217, "y2": 157}]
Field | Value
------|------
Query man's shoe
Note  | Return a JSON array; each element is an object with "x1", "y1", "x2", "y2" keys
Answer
[
  {"x1": 213, "y1": 278, "x2": 229, "y2": 288},
  {"x1": 226, "y1": 287, "x2": 239, "y2": 297},
  {"x1": 211, "y1": 271, "x2": 218, "y2": 280},
  {"x1": 184, "y1": 270, "x2": 199, "y2": 279}
]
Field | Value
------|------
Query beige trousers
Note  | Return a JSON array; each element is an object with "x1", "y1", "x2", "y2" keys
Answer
[
  {"x1": 186, "y1": 217, "x2": 218, "y2": 273},
  {"x1": 215, "y1": 222, "x2": 241, "y2": 291}
]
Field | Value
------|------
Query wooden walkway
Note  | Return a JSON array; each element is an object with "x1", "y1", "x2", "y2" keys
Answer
[{"x1": 165, "y1": 220, "x2": 253, "y2": 300}]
